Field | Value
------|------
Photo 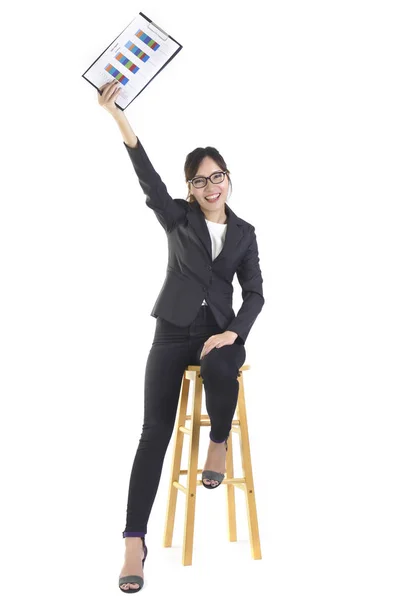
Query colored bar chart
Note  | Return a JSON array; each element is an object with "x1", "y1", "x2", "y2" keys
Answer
[
  {"x1": 135, "y1": 28, "x2": 160, "y2": 51},
  {"x1": 124, "y1": 41, "x2": 150, "y2": 62},
  {"x1": 104, "y1": 64, "x2": 129, "y2": 85},
  {"x1": 115, "y1": 52, "x2": 140, "y2": 74}
]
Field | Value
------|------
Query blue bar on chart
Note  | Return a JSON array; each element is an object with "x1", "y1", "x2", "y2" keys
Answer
[
  {"x1": 104, "y1": 64, "x2": 129, "y2": 85},
  {"x1": 115, "y1": 52, "x2": 140, "y2": 74},
  {"x1": 135, "y1": 29, "x2": 160, "y2": 51},
  {"x1": 125, "y1": 41, "x2": 150, "y2": 62}
]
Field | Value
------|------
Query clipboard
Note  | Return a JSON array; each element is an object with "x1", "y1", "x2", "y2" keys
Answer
[{"x1": 82, "y1": 12, "x2": 182, "y2": 110}]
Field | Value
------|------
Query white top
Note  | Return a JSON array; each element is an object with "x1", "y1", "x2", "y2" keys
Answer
[{"x1": 202, "y1": 219, "x2": 228, "y2": 306}]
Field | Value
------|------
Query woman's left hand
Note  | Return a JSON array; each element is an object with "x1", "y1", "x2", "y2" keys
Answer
[{"x1": 200, "y1": 331, "x2": 238, "y2": 359}]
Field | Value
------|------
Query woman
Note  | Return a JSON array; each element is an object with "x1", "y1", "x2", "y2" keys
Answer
[{"x1": 98, "y1": 80, "x2": 265, "y2": 593}]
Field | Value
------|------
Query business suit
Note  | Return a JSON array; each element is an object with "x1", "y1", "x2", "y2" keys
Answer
[
  {"x1": 121, "y1": 138, "x2": 265, "y2": 538},
  {"x1": 123, "y1": 137, "x2": 265, "y2": 346}
]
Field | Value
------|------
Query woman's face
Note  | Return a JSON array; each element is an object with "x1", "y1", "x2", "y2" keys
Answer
[{"x1": 189, "y1": 156, "x2": 229, "y2": 211}]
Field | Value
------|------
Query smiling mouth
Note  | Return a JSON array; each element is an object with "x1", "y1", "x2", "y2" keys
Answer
[{"x1": 205, "y1": 193, "x2": 221, "y2": 202}]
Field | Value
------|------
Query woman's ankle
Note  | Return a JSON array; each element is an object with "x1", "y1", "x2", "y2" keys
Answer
[{"x1": 125, "y1": 536, "x2": 143, "y2": 546}]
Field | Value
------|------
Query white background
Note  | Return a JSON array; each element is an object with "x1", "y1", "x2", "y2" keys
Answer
[{"x1": 1, "y1": 1, "x2": 399, "y2": 598}]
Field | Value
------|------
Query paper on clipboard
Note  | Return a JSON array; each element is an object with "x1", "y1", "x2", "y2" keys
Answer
[{"x1": 82, "y1": 12, "x2": 182, "y2": 110}]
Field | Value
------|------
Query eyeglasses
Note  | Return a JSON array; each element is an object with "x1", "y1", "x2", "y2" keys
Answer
[{"x1": 188, "y1": 171, "x2": 227, "y2": 188}]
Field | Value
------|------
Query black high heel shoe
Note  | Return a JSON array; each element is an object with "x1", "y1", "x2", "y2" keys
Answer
[
  {"x1": 202, "y1": 437, "x2": 228, "y2": 489},
  {"x1": 119, "y1": 536, "x2": 148, "y2": 593}
]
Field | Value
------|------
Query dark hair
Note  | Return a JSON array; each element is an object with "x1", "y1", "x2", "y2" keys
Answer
[{"x1": 184, "y1": 146, "x2": 232, "y2": 204}]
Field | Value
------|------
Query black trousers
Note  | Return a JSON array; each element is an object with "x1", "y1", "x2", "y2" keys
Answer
[{"x1": 122, "y1": 304, "x2": 246, "y2": 538}]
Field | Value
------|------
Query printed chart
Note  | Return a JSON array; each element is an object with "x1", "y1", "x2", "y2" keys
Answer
[{"x1": 82, "y1": 13, "x2": 182, "y2": 109}]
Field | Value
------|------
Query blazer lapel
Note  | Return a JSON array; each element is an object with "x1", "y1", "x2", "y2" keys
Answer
[{"x1": 187, "y1": 200, "x2": 244, "y2": 264}]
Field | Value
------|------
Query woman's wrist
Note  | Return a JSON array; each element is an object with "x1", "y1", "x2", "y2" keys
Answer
[
  {"x1": 225, "y1": 330, "x2": 238, "y2": 341},
  {"x1": 112, "y1": 108, "x2": 125, "y2": 121}
]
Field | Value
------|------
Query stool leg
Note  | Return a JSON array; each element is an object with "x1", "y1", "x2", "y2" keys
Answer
[
  {"x1": 237, "y1": 372, "x2": 262, "y2": 560},
  {"x1": 163, "y1": 375, "x2": 190, "y2": 548},
  {"x1": 182, "y1": 372, "x2": 202, "y2": 566},
  {"x1": 225, "y1": 431, "x2": 238, "y2": 542}
]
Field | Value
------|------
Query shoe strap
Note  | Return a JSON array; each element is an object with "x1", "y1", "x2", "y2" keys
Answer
[{"x1": 202, "y1": 470, "x2": 225, "y2": 483}]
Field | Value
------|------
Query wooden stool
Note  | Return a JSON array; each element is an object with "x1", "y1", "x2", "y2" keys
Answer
[{"x1": 163, "y1": 363, "x2": 262, "y2": 565}]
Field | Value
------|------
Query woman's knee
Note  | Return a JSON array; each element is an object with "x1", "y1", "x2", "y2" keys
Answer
[{"x1": 200, "y1": 345, "x2": 244, "y2": 381}]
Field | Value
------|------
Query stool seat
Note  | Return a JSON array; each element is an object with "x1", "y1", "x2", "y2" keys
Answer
[{"x1": 163, "y1": 362, "x2": 261, "y2": 565}]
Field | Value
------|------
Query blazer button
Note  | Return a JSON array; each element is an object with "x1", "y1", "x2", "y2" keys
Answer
[
  {"x1": 203, "y1": 286, "x2": 207, "y2": 291},
  {"x1": 208, "y1": 265, "x2": 212, "y2": 270}
]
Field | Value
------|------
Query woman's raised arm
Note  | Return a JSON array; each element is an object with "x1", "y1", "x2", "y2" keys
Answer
[
  {"x1": 97, "y1": 80, "x2": 186, "y2": 231},
  {"x1": 114, "y1": 110, "x2": 138, "y2": 148},
  {"x1": 98, "y1": 80, "x2": 138, "y2": 147}
]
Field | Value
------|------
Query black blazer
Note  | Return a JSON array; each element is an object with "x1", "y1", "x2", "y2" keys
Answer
[{"x1": 124, "y1": 138, "x2": 265, "y2": 345}]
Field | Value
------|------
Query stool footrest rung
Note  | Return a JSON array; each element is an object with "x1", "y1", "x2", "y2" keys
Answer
[
  {"x1": 172, "y1": 481, "x2": 187, "y2": 494},
  {"x1": 178, "y1": 468, "x2": 245, "y2": 484},
  {"x1": 179, "y1": 469, "x2": 203, "y2": 474},
  {"x1": 178, "y1": 426, "x2": 191, "y2": 435},
  {"x1": 185, "y1": 416, "x2": 240, "y2": 426},
  {"x1": 172, "y1": 477, "x2": 246, "y2": 491},
  {"x1": 179, "y1": 421, "x2": 240, "y2": 435}
]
